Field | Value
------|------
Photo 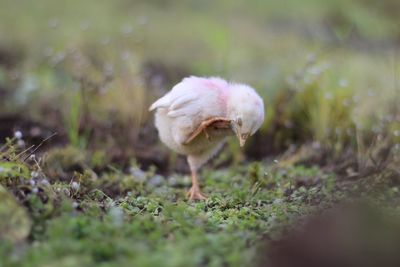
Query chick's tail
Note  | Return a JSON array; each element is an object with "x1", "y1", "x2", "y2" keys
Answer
[{"x1": 149, "y1": 95, "x2": 170, "y2": 111}]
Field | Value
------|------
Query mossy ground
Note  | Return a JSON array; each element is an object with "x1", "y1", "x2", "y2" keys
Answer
[
  {"x1": 0, "y1": 161, "x2": 327, "y2": 267},
  {"x1": 1, "y1": 0, "x2": 400, "y2": 266},
  {"x1": 1, "y1": 144, "x2": 399, "y2": 267}
]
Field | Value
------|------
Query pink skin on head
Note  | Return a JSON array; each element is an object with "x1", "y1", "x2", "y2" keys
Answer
[
  {"x1": 189, "y1": 77, "x2": 229, "y2": 91},
  {"x1": 188, "y1": 76, "x2": 230, "y2": 113},
  {"x1": 207, "y1": 79, "x2": 229, "y2": 112}
]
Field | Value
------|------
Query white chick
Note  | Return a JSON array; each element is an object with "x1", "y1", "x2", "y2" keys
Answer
[{"x1": 149, "y1": 76, "x2": 264, "y2": 200}]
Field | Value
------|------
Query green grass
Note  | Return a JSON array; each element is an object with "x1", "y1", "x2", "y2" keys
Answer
[
  {"x1": 1, "y1": 134, "x2": 398, "y2": 267},
  {"x1": 1, "y1": 143, "x2": 398, "y2": 267},
  {"x1": 0, "y1": 153, "x2": 338, "y2": 267},
  {"x1": 1, "y1": 1, "x2": 400, "y2": 266}
]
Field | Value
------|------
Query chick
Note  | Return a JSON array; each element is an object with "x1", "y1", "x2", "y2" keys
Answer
[{"x1": 149, "y1": 76, "x2": 264, "y2": 200}]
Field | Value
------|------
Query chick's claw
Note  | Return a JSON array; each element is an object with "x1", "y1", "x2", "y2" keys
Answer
[
  {"x1": 203, "y1": 128, "x2": 211, "y2": 141},
  {"x1": 184, "y1": 117, "x2": 231, "y2": 145},
  {"x1": 186, "y1": 186, "x2": 207, "y2": 200}
]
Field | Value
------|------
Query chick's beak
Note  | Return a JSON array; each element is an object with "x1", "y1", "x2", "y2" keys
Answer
[
  {"x1": 236, "y1": 132, "x2": 248, "y2": 147},
  {"x1": 231, "y1": 121, "x2": 248, "y2": 147},
  {"x1": 239, "y1": 136, "x2": 247, "y2": 147}
]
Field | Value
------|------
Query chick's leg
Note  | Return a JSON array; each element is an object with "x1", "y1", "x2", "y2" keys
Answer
[
  {"x1": 186, "y1": 170, "x2": 207, "y2": 200},
  {"x1": 186, "y1": 155, "x2": 207, "y2": 200}
]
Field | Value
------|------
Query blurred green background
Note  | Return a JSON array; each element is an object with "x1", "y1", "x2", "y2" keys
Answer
[
  {"x1": 0, "y1": 1, "x2": 400, "y2": 266},
  {"x1": 1, "y1": 0, "x2": 399, "y2": 170}
]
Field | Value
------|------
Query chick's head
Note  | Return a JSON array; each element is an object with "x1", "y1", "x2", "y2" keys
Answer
[{"x1": 227, "y1": 84, "x2": 265, "y2": 147}]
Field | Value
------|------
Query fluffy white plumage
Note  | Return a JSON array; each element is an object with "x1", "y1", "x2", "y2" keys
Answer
[{"x1": 149, "y1": 76, "x2": 264, "y2": 199}]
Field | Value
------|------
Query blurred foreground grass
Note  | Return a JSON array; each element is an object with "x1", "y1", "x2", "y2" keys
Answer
[{"x1": 0, "y1": 0, "x2": 400, "y2": 266}]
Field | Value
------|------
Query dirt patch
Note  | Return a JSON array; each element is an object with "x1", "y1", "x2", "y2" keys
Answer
[{"x1": 0, "y1": 114, "x2": 65, "y2": 151}]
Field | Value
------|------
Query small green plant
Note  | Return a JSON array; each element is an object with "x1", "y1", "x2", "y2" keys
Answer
[{"x1": 65, "y1": 90, "x2": 84, "y2": 148}]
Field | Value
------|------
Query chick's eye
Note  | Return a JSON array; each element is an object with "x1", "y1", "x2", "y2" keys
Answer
[{"x1": 237, "y1": 117, "x2": 242, "y2": 127}]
